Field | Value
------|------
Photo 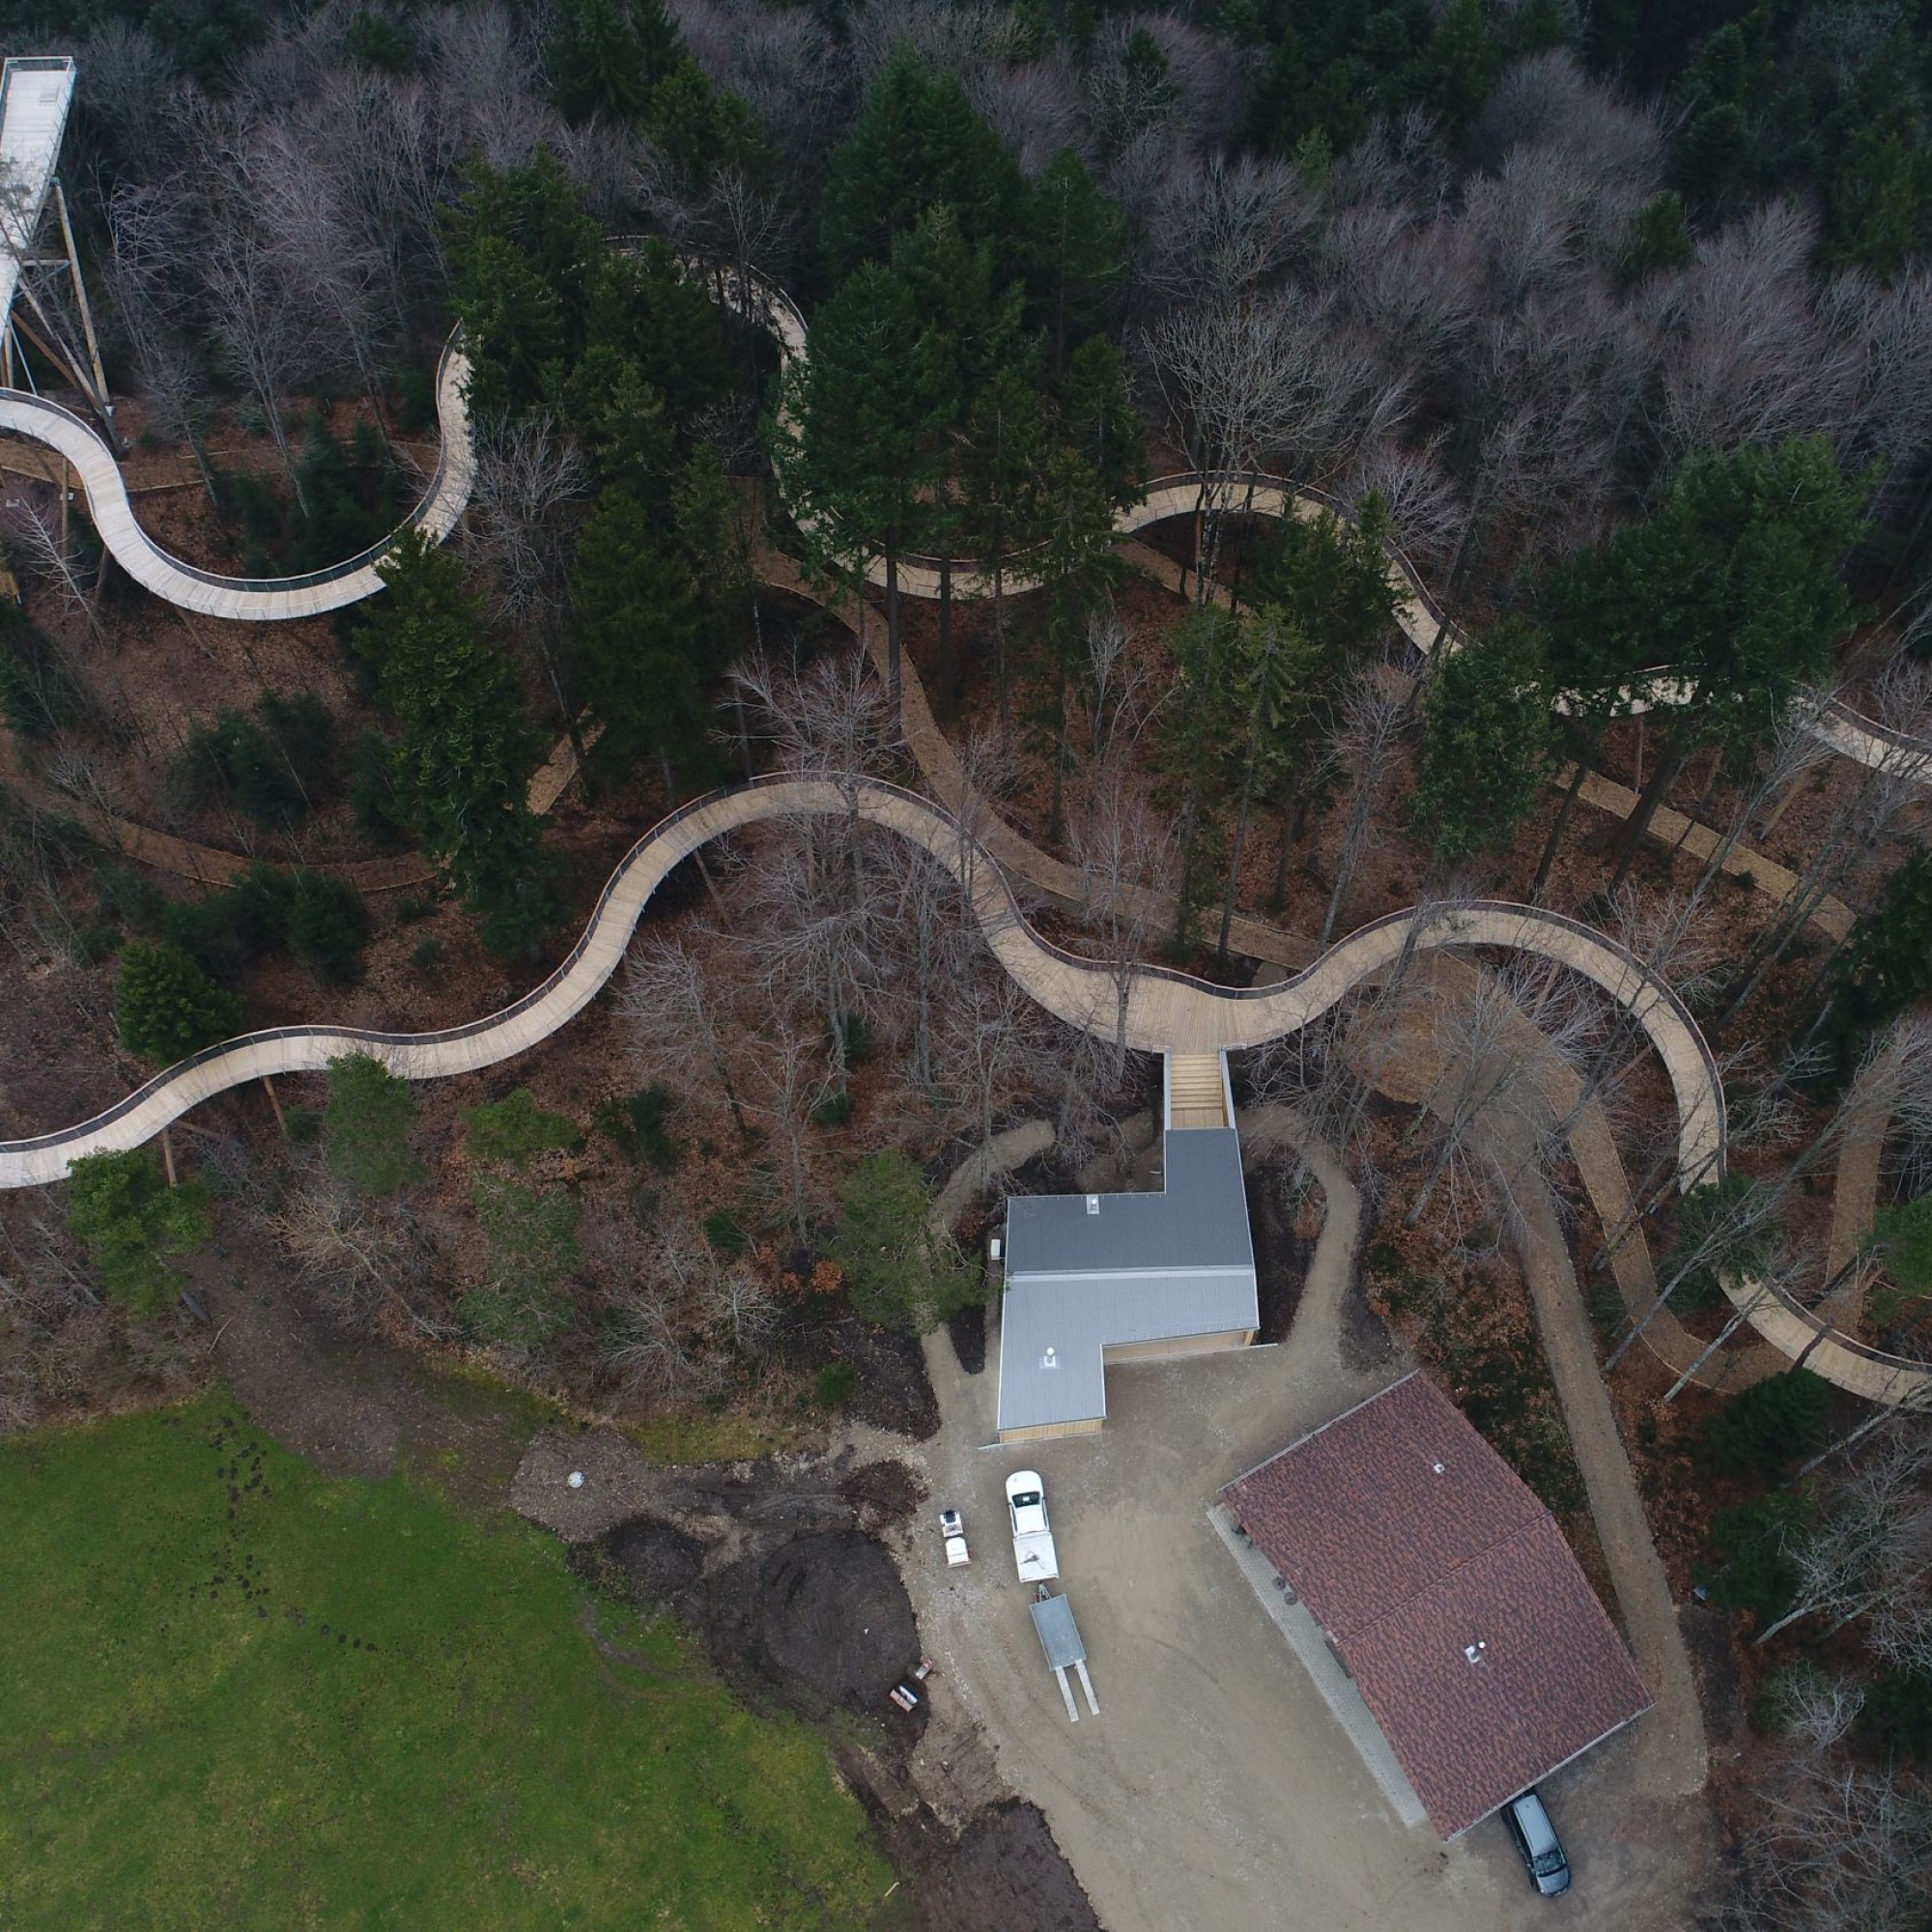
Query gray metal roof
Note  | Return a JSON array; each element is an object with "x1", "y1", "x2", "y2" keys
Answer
[
  {"x1": 1005, "y1": 1127, "x2": 1254, "y2": 1277},
  {"x1": 996, "y1": 1264, "x2": 1261, "y2": 1432},
  {"x1": 1031, "y1": 1592, "x2": 1088, "y2": 1669},
  {"x1": 995, "y1": 1109, "x2": 1259, "y2": 1435}
]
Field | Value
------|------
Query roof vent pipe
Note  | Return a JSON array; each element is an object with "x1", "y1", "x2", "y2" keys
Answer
[{"x1": 1085, "y1": 1194, "x2": 1099, "y2": 1215}]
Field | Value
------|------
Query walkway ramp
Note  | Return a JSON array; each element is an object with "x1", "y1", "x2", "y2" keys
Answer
[{"x1": 0, "y1": 57, "x2": 73, "y2": 334}]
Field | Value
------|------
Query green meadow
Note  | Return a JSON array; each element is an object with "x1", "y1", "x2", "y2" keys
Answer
[{"x1": 0, "y1": 1394, "x2": 894, "y2": 1930}]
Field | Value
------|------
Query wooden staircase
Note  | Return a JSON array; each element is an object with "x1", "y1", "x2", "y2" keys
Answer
[{"x1": 1167, "y1": 1052, "x2": 1229, "y2": 1130}]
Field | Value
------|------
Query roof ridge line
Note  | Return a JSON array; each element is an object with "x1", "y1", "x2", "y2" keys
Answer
[{"x1": 1325, "y1": 1512, "x2": 1555, "y2": 1646}]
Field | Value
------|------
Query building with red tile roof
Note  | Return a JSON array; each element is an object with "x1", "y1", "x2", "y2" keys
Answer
[{"x1": 1219, "y1": 1372, "x2": 1651, "y2": 1838}]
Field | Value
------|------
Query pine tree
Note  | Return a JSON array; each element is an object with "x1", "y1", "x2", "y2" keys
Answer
[
  {"x1": 1545, "y1": 439, "x2": 1863, "y2": 884},
  {"x1": 833, "y1": 1151, "x2": 966, "y2": 1333},
  {"x1": 1410, "y1": 616, "x2": 1556, "y2": 871},
  {"x1": 770, "y1": 264, "x2": 954, "y2": 700},
  {"x1": 355, "y1": 534, "x2": 551, "y2": 947},
  {"x1": 817, "y1": 51, "x2": 1029, "y2": 283},
  {"x1": 548, "y1": 0, "x2": 681, "y2": 126},
  {"x1": 115, "y1": 940, "x2": 244, "y2": 1065},
  {"x1": 956, "y1": 369, "x2": 1054, "y2": 733},
  {"x1": 66, "y1": 1149, "x2": 213, "y2": 1319},
  {"x1": 325, "y1": 1054, "x2": 427, "y2": 1197},
  {"x1": 568, "y1": 486, "x2": 719, "y2": 785},
  {"x1": 1027, "y1": 152, "x2": 1124, "y2": 372}
]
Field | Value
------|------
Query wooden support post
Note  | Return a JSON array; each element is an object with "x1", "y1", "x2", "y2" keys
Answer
[
  {"x1": 261, "y1": 1075, "x2": 288, "y2": 1138},
  {"x1": 51, "y1": 180, "x2": 111, "y2": 416},
  {"x1": 160, "y1": 1126, "x2": 178, "y2": 1188}
]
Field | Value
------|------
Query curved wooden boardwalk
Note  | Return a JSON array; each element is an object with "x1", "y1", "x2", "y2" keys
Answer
[
  {"x1": 0, "y1": 774, "x2": 1715, "y2": 1175},
  {"x1": 2, "y1": 260, "x2": 1925, "y2": 1402},
  {"x1": 0, "y1": 335, "x2": 475, "y2": 620}
]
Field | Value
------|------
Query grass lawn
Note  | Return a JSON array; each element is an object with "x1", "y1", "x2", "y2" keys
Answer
[{"x1": 0, "y1": 1393, "x2": 896, "y2": 1930}]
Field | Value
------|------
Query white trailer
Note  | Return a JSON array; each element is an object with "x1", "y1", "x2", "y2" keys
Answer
[
  {"x1": 1006, "y1": 1469, "x2": 1059, "y2": 1583},
  {"x1": 1031, "y1": 1587, "x2": 1099, "y2": 1721}
]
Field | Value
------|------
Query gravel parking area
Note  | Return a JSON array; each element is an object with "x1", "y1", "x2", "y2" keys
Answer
[
  {"x1": 891, "y1": 1110, "x2": 1713, "y2": 1931},
  {"x1": 895, "y1": 1339, "x2": 1708, "y2": 1932}
]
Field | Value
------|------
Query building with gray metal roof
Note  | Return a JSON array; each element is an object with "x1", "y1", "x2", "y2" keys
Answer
[{"x1": 996, "y1": 1052, "x2": 1260, "y2": 1441}]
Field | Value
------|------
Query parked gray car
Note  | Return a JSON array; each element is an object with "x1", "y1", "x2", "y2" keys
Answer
[{"x1": 1501, "y1": 1789, "x2": 1571, "y2": 1897}]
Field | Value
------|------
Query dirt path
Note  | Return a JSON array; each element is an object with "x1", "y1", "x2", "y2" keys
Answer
[
  {"x1": 1483, "y1": 1142, "x2": 1709, "y2": 1796},
  {"x1": 1368, "y1": 978, "x2": 1709, "y2": 1802}
]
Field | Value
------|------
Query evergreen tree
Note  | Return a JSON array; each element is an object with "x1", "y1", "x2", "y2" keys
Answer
[
  {"x1": 891, "y1": 206, "x2": 1026, "y2": 404},
  {"x1": 1027, "y1": 152, "x2": 1124, "y2": 372},
  {"x1": 1057, "y1": 334, "x2": 1145, "y2": 518},
  {"x1": 956, "y1": 368, "x2": 1055, "y2": 732},
  {"x1": 1419, "y1": 0, "x2": 1500, "y2": 129},
  {"x1": 817, "y1": 51, "x2": 1029, "y2": 282},
  {"x1": 1165, "y1": 606, "x2": 1241, "y2": 948},
  {"x1": 463, "y1": 1089, "x2": 582, "y2": 1168},
  {"x1": 115, "y1": 940, "x2": 244, "y2": 1065},
  {"x1": 1545, "y1": 439, "x2": 1863, "y2": 880},
  {"x1": 467, "y1": 1178, "x2": 579, "y2": 1345},
  {"x1": 1815, "y1": 848, "x2": 1932, "y2": 1072},
  {"x1": 1618, "y1": 191, "x2": 1696, "y2": 286},
  {"x1": 833, "y1": 1151, "x2": 966, "y2": 1333},
  {"x1": 1213, "y1": 606, "x2": 1324, "y2": 959},
  {"x1": 1703, "y1": 1370, "x2": 1832, "y2": 1478},
  {"x1": 446, "y1": 156, "x2": 603, "y2": 410},
  {"x1": 1410, "y1": 616, "x2": 1556, "y2": 870},
  {"x1": 771, "y1": 264, "x2": 954, "y2": 698},
  {"x1": 65, "y1": 1148, "x2": 213, "y2": 1319},
  {"x1": 647, "y1": 59, "x2": 775, "y2": 191},
  {"x1": 1825, "y1": 56, "x2": 1932, "y2": 277},
  {"x1": 579, "y1": 242, "x2": 732, "y2": 434},
  {"x1": 355, "y1": 534, "x2": 552, "y2": 947},
  {"x1": 568, "y1": 486, "x2": 720, "y2": 784},
  {"x1": 325, "y1": 1053, "x2": 427, "y2": 1197},
  {"x1": 1034, "y1": 440, "x2": 1124, "y2": 841},
  {"x1": 1243, "y1": 497, "x2": 1397, "y2": 660},
  {"x1": 547, "y1": 0, "x2": 681, "y2": 126},
  {"x1": 283, "y1": 871, "x2": 372, "y2": 988}
]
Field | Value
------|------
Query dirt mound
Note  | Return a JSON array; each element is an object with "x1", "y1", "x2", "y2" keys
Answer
[
  {"x1": 945, "y1": 1301, "x2": 986, "y2": 1375},
  {"x1": 1244, "y1": 1168, "x2": 1312, "y2": 1346},
  {"x1": 754, "y1": 1530, "x2": 919, "y2": 1713},
  {"x1": 838, "y1": 1457, "x2": 925, "y2": 1527},
  {"x1": 899, "y1": 1801, "x2": 1103, "y2": 1932},
  {"x1": 602, "y1": 1515, "x2": 705, "y2": 1620}
]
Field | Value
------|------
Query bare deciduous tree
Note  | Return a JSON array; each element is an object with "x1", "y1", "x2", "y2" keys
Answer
[
  {"x1": 621, "y1": 935, "x2": 751, "y2": 1140},
  {"x1": 1319, "y1": 667, "x2": 1408, "y2": 948},
  {"x1": 1756, "y1": 1425, "x2": 1932, "y2": 1645}
]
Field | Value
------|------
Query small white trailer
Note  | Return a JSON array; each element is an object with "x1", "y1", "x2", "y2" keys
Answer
[
  {"x1": 1031, "y1": 1587, "x2": 1099, "y2": 1721},
  {"x1": 1006, "y1": 1470, "x2": 1059, "y2": 1582}
]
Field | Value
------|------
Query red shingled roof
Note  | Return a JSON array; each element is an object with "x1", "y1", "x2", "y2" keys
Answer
[{"x1": 1221, "y1": 1372, "x2": 1651, "y2": 1838}]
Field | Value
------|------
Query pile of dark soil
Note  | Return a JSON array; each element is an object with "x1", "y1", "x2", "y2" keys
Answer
[
  {"x1": 792, "y1": 1316, "x2": 939, "y2": 1439},
  {"x1": 881, "y1": 1800, "x2": 1103, "y2": 1932},
  {"x1": 1244, "y1": 1168, "x2": 1312, "y2": 1345},
  {"x1": 705, "y1": 1528, "x2": 925, "y2": 1730},
  {"x1": 757, "y1": 1530, "x2": 918, "y2": 1711},
  {"x1": 601, "y1": 1515, "x2": 705, "y2": 1622},
  {"x1": 945, "y1": 1300, "x2": 986, "y2": 1375},
  {"x1": 838, "y1": 1456, "x2": 925, "y2": 1527}
]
